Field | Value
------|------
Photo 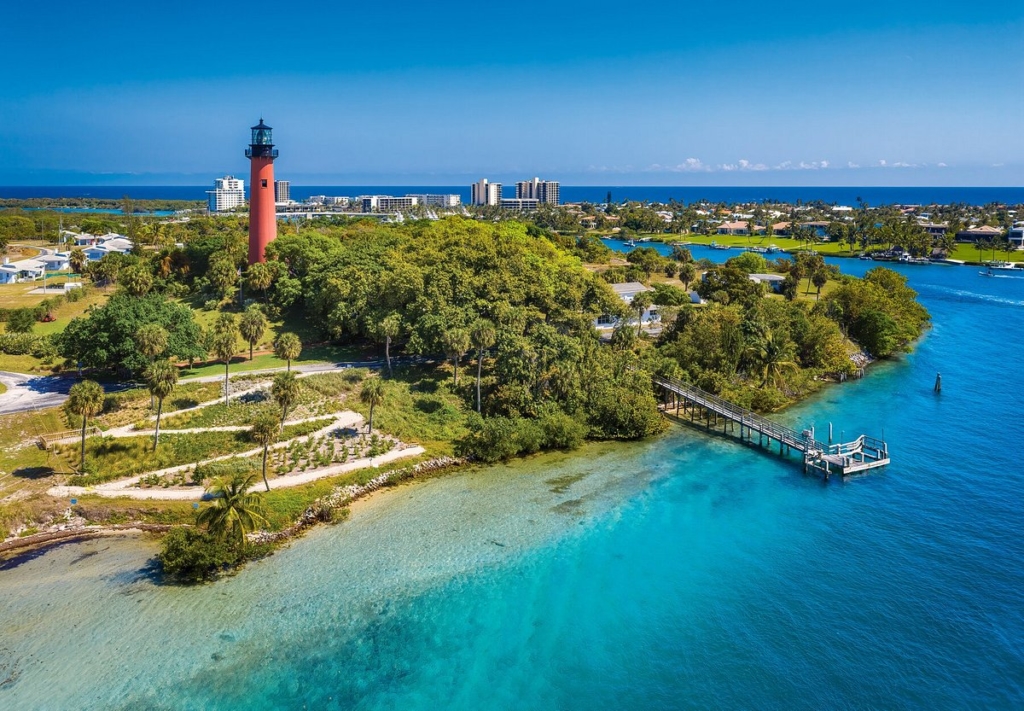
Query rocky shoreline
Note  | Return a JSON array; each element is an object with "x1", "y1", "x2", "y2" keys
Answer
[
  {"x1": 0, "y1": 456, "x2": 468, "y2": 560},
  {"x1": 249, "y1": 455, "x2": 467, "y2": 546}
]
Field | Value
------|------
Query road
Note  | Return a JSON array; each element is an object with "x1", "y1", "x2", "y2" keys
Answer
[
  {"x1": 0, "y1": 358, "x2": 397, "y2": 416},
  {"x1": 0, "y1": 371, "x2": 77, "y2": 415}
]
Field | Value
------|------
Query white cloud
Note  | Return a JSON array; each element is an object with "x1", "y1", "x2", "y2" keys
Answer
[{"x1": 737, "y1": 159, "x2": 768, "y2": 171}]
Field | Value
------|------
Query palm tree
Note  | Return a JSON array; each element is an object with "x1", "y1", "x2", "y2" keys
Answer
[
  {"x1": 198, "y1": 472, "x2": 268, "y2": 547},
  {"x1": 441, "y1": 328, "x2": 470, "y2": 386},
  {"x1": 135, "y1": 323, "x2": 168, "y2": 366},
  {"x1": 249, "y1": 413, "x2": 279, "y2": 492},
  {"x1": 469, "y1": 319, "x2": 496, "y2": 413},
  {"x1": 246, "y1": 262, "x2": 273, "y2": 302},
  {"x1": 631, "y1": 291, "x2": 655, "y2": 337},
  {"x1": 238, "y1": 304, "x2": 267, "y2": 361},
  {"x1": 145, "y1": 359, "x2": 178, "y2": 451},
  {"x1": 274, "y1": 332, "x2": 302, "y2": 372},
  {"x1": 135, "y1": 324, "x2": 169, "y2": 407},
  {"x1": 211, "y1": 314, "x2": 237, "y2": 406},
  {"x1": 749, "y1": 329, "x2": 798, "y2": 389},
  {"x1": 271, "y1": 371, "x2": 300, "y2": 431},
  {"x1": 360, "y1": 377, "x2": 385, "y2": 433},
  {"x1": 812, "y1": 270, "x2": 828, "y2": 300},
  {"x1": 65, "y1": 380, "x2": 105, "y2": 472},
  {"x1": 379, "y1": 313, "x2": 401, "y2": 378},
  {"x1": 69, "y1": 248, "x2": 87, "y2": 275}
]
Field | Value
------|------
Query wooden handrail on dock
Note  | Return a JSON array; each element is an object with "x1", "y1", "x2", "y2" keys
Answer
[{"x1": 653, "y1": 376, "x2": 890, "y2": 477}]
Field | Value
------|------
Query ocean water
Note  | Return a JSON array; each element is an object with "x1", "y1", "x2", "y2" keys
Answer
[
  {"x1": 2, "y1": 261, "x2": 1023, "y2": 709},
  {"x1": 2, "y1": 185, "x2": 1021, "y2": 206}
]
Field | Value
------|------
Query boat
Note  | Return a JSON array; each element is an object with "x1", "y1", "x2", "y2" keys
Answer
[
  {"x1": 765, "y1": 244, "x2": 780, "y2": 253},
  {"x1": 983, "y1": 260, "x2": 1018, "y2": 270},
  {"x1": 898, "y1": 254, "x2": 931, "y2": 265},
  {"x1": 624, "y1": 239, "x2": 637, "y2": 247},
  {"x1": 709, "y1": 241, "x2": 731, "y2": 250},
  {"x1": 746, "y1": 247, "x2": 768, "y2": 254}
]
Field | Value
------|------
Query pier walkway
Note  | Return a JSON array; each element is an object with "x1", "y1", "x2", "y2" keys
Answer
[{"x1": 653, "y1": 376, "x2": 890, "y2": 477}]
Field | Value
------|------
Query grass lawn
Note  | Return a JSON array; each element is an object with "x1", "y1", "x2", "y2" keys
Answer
[
  {"x1": 179, "y1": 343, "x2": 369, "y2": 379},
  {"x1": 61, "y1": 417, "x2": 336, "y2": 486},
  {"x1": 0, "y1": 407, "x2": 73, "y2": 503},
  {"x1": 348, "y1": 366, "x2": 471, "y2": 454},
  {"x1": 93, "y1": 381, "x2": 227, "y2": 429},
  {"x1": 163, "y1": 370, "x2": 368, "y2": 429}
]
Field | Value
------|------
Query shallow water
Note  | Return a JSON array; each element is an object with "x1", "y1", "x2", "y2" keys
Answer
[{"x1": 2, "y1": 260, "x2": 1023, "y2": 710}]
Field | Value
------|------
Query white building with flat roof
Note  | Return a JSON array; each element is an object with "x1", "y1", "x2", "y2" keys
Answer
[
  {"x1": 471, "y1": 179, "x2": 502, "y2": 206},
  {"x1": 409, "y1": 194, "x2": 461, "y2": 207},
  {"x1": 361, "y1": 195, "x2": 420, "y2": 212},
  {"x1": 207, "y1": 175, "x2": 246, "y2": 212},
  {"x1": 500, "y1": 198, "x2": 540, "y2": 211}
]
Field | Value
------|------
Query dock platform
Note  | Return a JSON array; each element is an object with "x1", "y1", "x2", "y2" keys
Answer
[{"x1": 653, "y1": 376, "x2": 890, "y2": 477}]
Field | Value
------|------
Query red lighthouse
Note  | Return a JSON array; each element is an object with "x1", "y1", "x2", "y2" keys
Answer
[{"x1": 246, "y1": 118, "x2": 278, "y2": 264}]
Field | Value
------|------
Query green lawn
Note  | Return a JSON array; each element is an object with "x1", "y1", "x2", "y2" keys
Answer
[
  {"x1": 63, "y1": 417, "x2": 336, "y2": 486},
  {"x1": 179, "y1": 343, "x2": 369, "y2": 379},
  {"x1": 348, "y1": 367, "x2": 471, "y2": 454}
]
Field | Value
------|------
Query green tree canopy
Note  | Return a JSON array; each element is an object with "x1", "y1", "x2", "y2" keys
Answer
[{"x1": 57, "y1": 293, "x2": 204, "y2": 374}]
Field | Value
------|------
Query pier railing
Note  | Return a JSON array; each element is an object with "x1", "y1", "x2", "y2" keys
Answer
[
  {"x1": 653, "y1": 376, "x2": 889, "y2": 476},
  {"x1": 653, "y1": 376, "x2": 825, "y2": 452}
]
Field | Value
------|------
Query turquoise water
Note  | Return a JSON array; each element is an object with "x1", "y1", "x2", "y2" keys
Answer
[{"x1": 2, "y1": 261, "x2": 1023, "y2": 709}]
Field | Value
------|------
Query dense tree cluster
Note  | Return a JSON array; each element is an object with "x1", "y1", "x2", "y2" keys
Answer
[
  {"x1": 56, "y1": 293, "x2": 205, "y2": 373},
  {"x1": 262, "y1": 218, "x2": 664, "y2": 455}
]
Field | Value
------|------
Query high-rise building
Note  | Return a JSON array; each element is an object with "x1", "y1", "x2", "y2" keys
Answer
[
  {"x1": 515, "y1": 177, "x2": 560, "y2": 205},
  {"x1": 206, "y1": 175, "x2": 246, "y2": 213},
  {"x1": 246, "y1": 118, "x2": 279, "y2": 264},
  {"x1": 471, "y1": 179, "x2": 502, "y2": 206},
  {"x1": 274, "y1": 180, "x2": 291, "y2": 203}
]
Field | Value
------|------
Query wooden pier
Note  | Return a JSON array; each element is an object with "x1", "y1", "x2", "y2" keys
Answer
[{"x1": 653, "y1": 376, "x2": 890, "y2": 477}]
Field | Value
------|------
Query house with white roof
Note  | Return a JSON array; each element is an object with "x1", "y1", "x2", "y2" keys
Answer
[
  {"x1": 748, "y1": 273, "x2": 786, "y2": 294},
  {"x1": 38, "y1": 253, "x2": 71, "y2": 272},
  {"x1": 0, "y1": 258, "x2": 46, "y2": 284},
  {"x1": 83, "y1": 236, "x2": 133, "y2": 262},
  {"x1": 595, "y1": 282, "x2": 660, "y2": 330}
]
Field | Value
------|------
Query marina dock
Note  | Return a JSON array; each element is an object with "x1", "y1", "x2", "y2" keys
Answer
[{"x1": 653, "y1": 376, "x2": 890, "y2": 477}]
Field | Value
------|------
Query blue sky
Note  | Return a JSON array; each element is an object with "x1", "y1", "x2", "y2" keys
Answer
[{"x1": 2, "y1": 1, "x2": 1022, "y2": 186}]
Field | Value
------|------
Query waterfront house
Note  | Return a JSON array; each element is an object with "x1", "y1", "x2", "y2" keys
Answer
[
  {"x1": 717, "y1": 221, "x2": 750, "y2": 235},
  {"x1": 1009, "y1": 223, "x2": 1024, "y2": 249},
  {"x1": 919, "y1": 222, "x2": 949, "y2": 238},
  {"x1": 955, "y1": 225, "x2": 1003, "y2": 243}
]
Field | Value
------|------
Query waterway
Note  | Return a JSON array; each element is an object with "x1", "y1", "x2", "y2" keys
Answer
[{"x1": 1, "y1": 257, "x2": 1022, "y2": 709}]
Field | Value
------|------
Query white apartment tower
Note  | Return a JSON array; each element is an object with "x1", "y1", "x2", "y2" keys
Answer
[
  {"x1": 206, "y1": 175, "x2": 246, "y2": 212},
  {"x1": 471, "y1": 178, "x2": 502, "y2": 206},
  {"x1": 515, "y1": 177, "x2": 560, "y2": 205},
  {"x1": 274, "y1": 180, "x2": 291, "y2": 203}
]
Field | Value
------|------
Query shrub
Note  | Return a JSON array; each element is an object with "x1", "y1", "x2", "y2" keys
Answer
[{"x1": 158, "y1": 527, "x2": 240, "y2": 583}]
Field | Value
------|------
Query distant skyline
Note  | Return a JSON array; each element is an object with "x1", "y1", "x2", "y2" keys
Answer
[{"x1": 3, "y1": 1, "x2": 1022, "y2": 187}]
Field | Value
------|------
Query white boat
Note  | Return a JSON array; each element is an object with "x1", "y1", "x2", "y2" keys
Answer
[
  {"x1": 624, "y1": 239, "x2": 637, "y2": 247},
  {"x1": 983, "y1": 260, "x2": 1018, "y2": 270},
  {"x1": 898, "y1": 253, "x2": 931, "y2": 265},
  {"x1": 709, "y1": 241, "x2": 731, "y2": 250}
]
